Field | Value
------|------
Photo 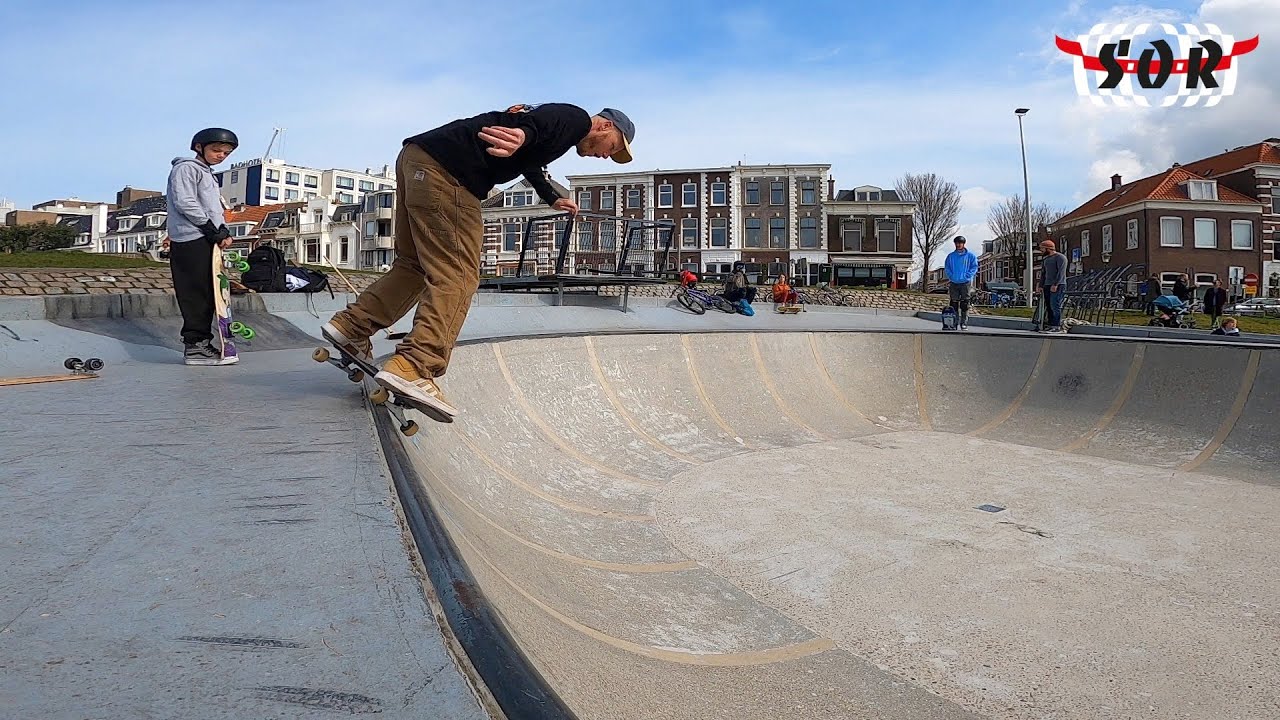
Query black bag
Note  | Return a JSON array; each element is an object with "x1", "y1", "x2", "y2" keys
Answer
[
  {"x1": 285, "y1": 266, "x2": 331, "y2": 294},
  {"x1": 242, "y1": 246, "x2": 288, "y2": 292}
]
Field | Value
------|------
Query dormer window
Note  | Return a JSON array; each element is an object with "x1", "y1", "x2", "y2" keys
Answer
[
  {"x1": 1186, "y1": 179, "x2": 1218, "y2": 201},
  {"x1": 118, "y1": 218, "x2": 134, "y2": 232},
  {"x1": 147, "y1": 214, "x2": 162, "y2": 227}
]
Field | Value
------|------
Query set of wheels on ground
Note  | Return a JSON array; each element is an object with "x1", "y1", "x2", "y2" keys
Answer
[{"x1": 64, "y1": 357, "x2": 105, "y2": 373}]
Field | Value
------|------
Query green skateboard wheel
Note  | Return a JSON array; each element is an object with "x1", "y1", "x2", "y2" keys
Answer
[
  {"x1": 235, "y1": 261, "x2": 249, "y2": 272},
  {"x1": 225, "y1": 250, "x2": 242, "y2": 261},
  {"x1": 229, "y1": 321, "x2": 245, "y2": 333},
  {"x1": 240, "y1": 327, "x2": 256, "y2": 340}
]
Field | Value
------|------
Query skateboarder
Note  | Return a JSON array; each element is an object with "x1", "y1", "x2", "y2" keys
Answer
[
  {"x1": 943, "y1": 236, "x2": 978, "y2": 330},
  {"x1": 1038, "y1": 239, "x2": 1067, "y2": 333},
  {"x1": 321, "y1": 103, "x2": 636, "y2": 419},
  {"x1": 166, "y1": 127, "x2": 238, "y2": 365}
]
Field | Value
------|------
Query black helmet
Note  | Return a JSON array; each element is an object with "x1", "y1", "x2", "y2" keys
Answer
[{"x1": 191, "y1": 128, "x2": 239, "y2": 152}]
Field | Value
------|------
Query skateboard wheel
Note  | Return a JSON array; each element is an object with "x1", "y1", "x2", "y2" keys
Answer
[
  {"x1": 225, "y1": 250, "x2": 241, "y2": 261},
  {"x1": 400, "y1": 420, "x2": 419, "y2": 437},
  {"x1": 313, "y1": 347, "x2": 331, "y2": 362},
  {"x1": 235, "y1": 261, "x2": 250, "y2": 272},
  {"x1": 64, "y1": 357, "x2": 82, "y2": 370},
  {"x1": 369, "y1": 387, "x2": 390, "y2": 404},
  {"x1": 229, "y1": 321, "x2": 245, "y2": 333},
  {"x1": 239, "y1": 327, "x2": 255, "y2": 340},
  {"x1": 85, "y1": 358, "x2": 104, "y2": 372},
  {"x1": 347, "y1": 369, "x2": 365, "y2": 383}
]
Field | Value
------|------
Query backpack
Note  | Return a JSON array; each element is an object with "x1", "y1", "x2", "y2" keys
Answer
[
  {"x1": 242, "y1": 246, "x2": 287, "y2": 292},
  {"x1": 284, "y1": 266, "x2": 332, "y2": 295}
]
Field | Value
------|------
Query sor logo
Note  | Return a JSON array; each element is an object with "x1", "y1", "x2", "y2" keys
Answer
[{"x1": 1055, "y1": 23, "x2": 1259, "y2": 107}]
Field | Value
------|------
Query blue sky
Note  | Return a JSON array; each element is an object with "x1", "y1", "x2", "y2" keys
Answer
[{"x1": 1, "y1": 0, "x2": 1273, "y2": 264}]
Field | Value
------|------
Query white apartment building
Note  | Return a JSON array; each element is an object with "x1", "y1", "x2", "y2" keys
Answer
[{"x1": 213, "y1": 158, "x2": 395, "y2": 208}]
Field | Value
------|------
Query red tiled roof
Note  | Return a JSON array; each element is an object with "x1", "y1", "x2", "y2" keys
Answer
[
  {"x1": 224, "y1": 201, "x2": 306, "y2": 228},
  {"x1": 1054, "y1": 166, "x2": 1260, "y2": 226},
  {"x1": 1180, "y1": 140, "x2": 1280, "y2": 178}
]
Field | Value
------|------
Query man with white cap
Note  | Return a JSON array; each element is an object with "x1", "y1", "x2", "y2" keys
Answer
[{"x1": 321, "y1": 103, "x2": 635, "y2": 421}]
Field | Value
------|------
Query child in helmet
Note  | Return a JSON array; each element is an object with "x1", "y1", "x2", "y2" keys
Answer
[{"x1": 166, "y1": 127, "x2": 238, "y2": 365}]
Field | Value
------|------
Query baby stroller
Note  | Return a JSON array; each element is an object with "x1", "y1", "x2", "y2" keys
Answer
[{"x1": 1149, "y1": 294, "x2": 1197, "y2": 328}]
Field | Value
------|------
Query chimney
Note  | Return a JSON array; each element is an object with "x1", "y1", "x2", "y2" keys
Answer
[
  {"x1": 1111, "y1": 174, "x2": 1122, "y2": 191},
  {"x1": 827, "y1": 177, "x2": 835, "y2": 201}
]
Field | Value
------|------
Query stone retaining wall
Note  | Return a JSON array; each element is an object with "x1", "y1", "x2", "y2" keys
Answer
[{"x1": 2, "y1": 267, "x2": 952, "y2": 312}]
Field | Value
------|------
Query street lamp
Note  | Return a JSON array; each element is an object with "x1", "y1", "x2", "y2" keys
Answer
[{"x1": 1015, "y1": 108, "x2": 1034, "y2": 307}]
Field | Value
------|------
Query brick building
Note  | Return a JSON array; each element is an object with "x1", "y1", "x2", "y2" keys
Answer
[{"x1": 1047, "y1": 165, "x2": 1265, "y2": 295}]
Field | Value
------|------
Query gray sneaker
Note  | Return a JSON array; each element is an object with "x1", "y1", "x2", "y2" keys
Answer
[{"x1": 184, "y1": 341, "x2": 237, "y2": 366}]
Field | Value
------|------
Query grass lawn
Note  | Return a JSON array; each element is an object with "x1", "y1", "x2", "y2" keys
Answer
[
  {"x1": 0, "y1": 251, "x2": 165, "y2": 269},
  {"x1": 978, "y1": 306, "x2": 1280, "y2": 335}
]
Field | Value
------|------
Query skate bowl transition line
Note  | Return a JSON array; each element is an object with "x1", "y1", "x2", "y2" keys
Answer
[{"x1": 378, "y1": 329, "x2": 1280, "y2": 720}]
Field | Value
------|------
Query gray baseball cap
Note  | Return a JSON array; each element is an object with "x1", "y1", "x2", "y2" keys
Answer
[{"x1": 598, "y1": 108, "x2": 634, "y2": 163}]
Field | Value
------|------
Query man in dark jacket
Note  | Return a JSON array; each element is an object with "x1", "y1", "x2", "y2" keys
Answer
[
  {"x1": 1038, "y1": 239, "x2": 1067, "y2": 332},
  {"x1": 321, "y1": 103, "x2": 636, "y2": 422},
  {"x1": 1173, "y1": 274, "x2": 1193, "y2": 303},
  {"x1": 1144, "y1": 274, "x2": 1163, "y2": 316},
  {"x1": 1203, "y1": 279, "x2": 1228, "y2": 328}
]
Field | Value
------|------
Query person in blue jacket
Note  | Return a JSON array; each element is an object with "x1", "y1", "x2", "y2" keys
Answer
[{"x1": 943, "y1": 235, "x2": 979, "y2": 329}]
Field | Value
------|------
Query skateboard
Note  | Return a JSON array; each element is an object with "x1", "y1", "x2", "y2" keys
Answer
[
  {"x1": 775, "y1": 304, "x2": 803, "y2": 314},
  {"x1": 1, "y1": 357, "x2": 103, "y2": 387},
  {"x1": 213, "y1": 249, "x2": 255, "y2": 360},
  {"x1": 311, "y1": 340, "x2": 449, "y2": 436},
  {"x1": 941, "y1": 306, "x2": 958, "y2": 330},
  {"x1": 1031, "y1": 294, "x2": 1044, "y2": 331}
]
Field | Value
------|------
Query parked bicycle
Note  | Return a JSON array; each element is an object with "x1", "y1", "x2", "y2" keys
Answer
[{"x1": 672, "y1": 284, "x2": 736, "y2": 314}]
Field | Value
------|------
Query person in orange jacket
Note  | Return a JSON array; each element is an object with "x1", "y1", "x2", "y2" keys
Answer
[{"x1": 772, "y1": 273, "x2": 799, "y2": 305}]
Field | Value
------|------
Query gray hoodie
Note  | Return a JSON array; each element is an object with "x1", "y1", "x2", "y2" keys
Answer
[{"x1": 166, "y1": 157, "x2": 227, "y2": 243}]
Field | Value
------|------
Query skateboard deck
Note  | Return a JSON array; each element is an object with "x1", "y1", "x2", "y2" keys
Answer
[
  {"x1": 1, "y1": 357, "x2": 103, "y2": 387},
  {"x1": 312, "y1": 335, "x2": 453, "y2": 435},
  {"x1": 212, "y1": 249, "x2": 254, "y2": 359},
  {"x1": 775, "y1": 304, "x2": 803, "y2": 314}
]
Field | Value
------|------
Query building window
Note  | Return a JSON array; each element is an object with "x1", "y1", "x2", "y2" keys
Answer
[
  {"x1": 1160, "y1": 217, "x2": 1183, "y2": 246},
  {"x1": 503, "y1": 222, "x2": 520, "y2": 252},
  {"x1": 231, "y1": 171, "x2": 239, "y2": 183},
  {"x1": 601, "y1": 223, "x2": 617, "y2": 251},
  {"x1": 658, "y1": 184, "x2": 673, "y2": 207},
  {"x1": 1272, "y1": 195, "x2": 1280, "y2": 215},
  {"x1": 553, "y1": 219, "x2": 568, "y2": 249},
  {"x1": 305, "y1": 192, "x2": 317, "y2": 200},
  {"x1": 578, "y1": 191, "x2": 592, "y2": 211},
  {"x1": 799, "y1": 217, "x2": 819, "y2": 248},
  {"x1": 507, "y1": 190, "x2": 532, "y2": 207},
  {"x1": 304, "y1": 175, "x2": 319, "y2": 188},
  {"x1": 364, "y1": 221, "x2": 376, "y2": 239},
  {"x1": 770, "y1": 181, "x2": 785, "y2": 205},
  {"x1": 339, "y1": 236, "x2": 350, "y2": 263},
  {"x1": 745, "y1": 181, "x2": 759, "y2": 205},
  {"x1": 147, "y1": 215, "x2": 161, "y2": 227},
  {"x1": 626, "y1": 189, "x2": 641, "y2": 209},
  {"x1": 1081, "y1": 230, "x2": 1090, "y2": 256},
  {"x1": 336, "y1": 176, "x2": 354, "y2": 190},
  {"x1": 801, "y1": 181, "x2": 816, "y2": 205},
  {"x1": 1187, "y1": 180, "x2": 1218, "y2": 201},
  {"x1": 856, "y1": 190, "x2": 882, "y2": 201},
  {"x1": 285, "y1": 189, "x2": 299, "y2": 200},
  {"x1": 841, "y1": 219, "x2": 863, "y2": 249},
  {"x1": 338, "y1": 192, "x2": 354, "y2": 203},
  {"x1": 600, "y1": 190, "x2": 614, "y2": 210},
  {"x1": 768, "y1": 218, "x2": 786, "y2": 248},
  {"x1": 681, "y1": 217, "x2": 698, "y2": 248},
  {"x1": 1194, "y1": 218, "x2": 1217, "y2": 248},
  {"x1": 1231, "y1": 220, "x2": 1254, "y2": 249},
  {"x1": 264, "y1": 186, "x2": 280, "y2": 200},
  {"x1": 710, "y1": 218, "x2": 728, "y2": 247},
  {"x1": 377, "y1": 220, "x2": 391, "y2": 237},
  {"x1": 682, "y1": 183, "x2": 696, "y2": 206},
  {"x1": 286, "y1": 172, "x2": 299, "y2": 185},
  {"x1": 305, "y1": 237, "x2": 320, "y2": 264},
  {"x1": 876, "y1": 220, "x2": 896, "y2": 251},
  {"x1": 1127, "y1": 219, "x2": 1139, "y2": 250},
  {"x1": 1102, "y1": 224, "x2": 1113, "y2": 253},
  {"x1": 377, "y1": 193, "x2": 392, "y2": 208},
  {"x1": 266, "y1": 169, "x2": 280, "y2": 182},
  {"x1": 359, "y1": 180, "x2": 375, "y2": 192},
  {"x1": 745, "y1": 218, "x2": 762, "y2": 247},
  {"x1": 577, "y1": 221, "x2": 594, "y2": 250},
  {"x1": 710, "y1": 182, "x2": 726, "y2": 206}
]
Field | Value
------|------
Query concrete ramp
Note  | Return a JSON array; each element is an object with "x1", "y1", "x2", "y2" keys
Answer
[{"x1": 397, "y1": 331, "x2": 1279, "y2": 720}]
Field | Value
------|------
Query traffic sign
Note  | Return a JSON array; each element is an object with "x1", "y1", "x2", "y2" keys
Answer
[{"x1": 1243, "y1": 272, "x2": 1259, "y2": 287}]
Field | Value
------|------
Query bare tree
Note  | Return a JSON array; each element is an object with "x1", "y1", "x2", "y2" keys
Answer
[
  {"x1": 894, "y1": 173, "x2": 961, "y2": 291},
  {"x1": 985, "y1": 197, "x2": 1069, "y2": 284}
]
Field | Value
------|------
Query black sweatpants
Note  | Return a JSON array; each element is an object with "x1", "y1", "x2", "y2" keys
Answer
[{"x1": 169, "y1": 239, "x2": 215, "y2": 345}]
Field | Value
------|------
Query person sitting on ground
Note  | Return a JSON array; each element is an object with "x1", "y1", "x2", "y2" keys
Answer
[
  {"x1": 1211, "y1": 317, "x2": 1241, "y2": 336},
  {"x1": 723, "y1": 262, "x2": 757, "y2": 305},
  {"x1": 772, "y1": 273, "x2": 799, "y2": 305}
]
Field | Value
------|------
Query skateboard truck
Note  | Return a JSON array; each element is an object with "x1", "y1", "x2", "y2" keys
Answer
[{"x1": 311, "y1": 346, "x2": 420, "y2": 437}]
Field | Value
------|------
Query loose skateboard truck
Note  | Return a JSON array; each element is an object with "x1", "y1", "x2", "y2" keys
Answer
[{"x1": 63, "y1": 357, "x2": 105, "y2": 374}]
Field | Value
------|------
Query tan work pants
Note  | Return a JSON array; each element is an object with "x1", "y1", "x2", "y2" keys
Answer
[{"x1": 336, "y1": 143, "x2": 483, "y2": 377}]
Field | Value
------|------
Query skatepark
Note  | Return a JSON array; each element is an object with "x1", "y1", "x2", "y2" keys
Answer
[{"x1": 2, "y1": 290, "x2": 1277, "y2": 719}]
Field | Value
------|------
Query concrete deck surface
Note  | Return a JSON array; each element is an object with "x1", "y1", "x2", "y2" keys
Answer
[{"x1": 2, "y1": 291, "x2": 1276, "y2": 720}]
